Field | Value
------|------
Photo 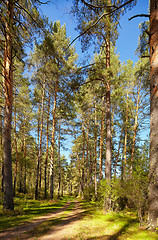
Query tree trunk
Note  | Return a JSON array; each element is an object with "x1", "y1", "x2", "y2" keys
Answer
[
  {"x1": 44, "y1": 93, "x2": 50, "y2": 198},
  {"x1": 0, "y1": 106, "x2": 4, "y2": 193},
  {"x1": 148, "y1": 0, "x2": 158, "y2": 229},
  {"x1": 50, "y1": 82, "x2": 57, "y2": 199},
  {"x1": 77, "y1": 151, "x2": 82, "y2": 196},
  {"x1": 35, "y1": 79, "x2": 45, "y2": 199},
  {"x1": 3, "y1": 0, "x2": 14, "y2": 210},
  {"x1": 85, "y1": 110, "x2": 89, "y2": 188},
  {"x1": 23, "y1": 126, "x2": 27, "y2": 193},
  {"x1": 130, "y1": 85, "x2": 140, "y2": 178},
  {"x1": 105, "y1": 28, "x2": 111, "y2": 211},
  {"x1": 114, "y1": 128, "x2": 123, "y2": 177},
  {"x1": 58, "y1": 120, "x2": 61, "y2": 198},
  {"x1": 105, "y1": 82, "x2": 111, "y2": 182},
  {"x1": 94, "y1": 102, "x2": 98, "y2": 198},
  {"x1": 35, "y1": 104, "x2": 40, "y2": 199},
  {"x1": 13, "y1": 99, "x2": 19, "y2": 196},
  {"x1": 99, "y1": 96, "x2": 105, "y2": 182},
  {"x1": 124, "y1": 92, "x2": 129, "y2": 178},
  {"x1": 81, "y1": 122, "x2": 85, "y2": 197}
]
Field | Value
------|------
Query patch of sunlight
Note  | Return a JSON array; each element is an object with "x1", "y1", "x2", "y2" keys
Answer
[
  {"x1": 120, "y1": 229, "x2": 158, "y2": 240},
  {"x1": 73, "y1": 211, "x2": 128, "y2": 239}
]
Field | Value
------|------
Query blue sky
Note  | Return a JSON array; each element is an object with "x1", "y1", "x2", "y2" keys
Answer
[{"x1": 40, "y1": 0, "x2": 149, "y2": 64}]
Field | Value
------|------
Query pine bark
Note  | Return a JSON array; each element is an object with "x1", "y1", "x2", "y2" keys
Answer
[
  {"x1": 50, "y1": 82, "x2": 57, "y2": 199},
  {"x1": 105, "y1": 82, "x2": 111, "y2": 181},
  {"x1": 23, "y1": 125, "x2": 27, "y2": 193},
  {"x1": 130, "y1": 85, "x2": 140, "y2": 177},
  {"x1": 148, "y1": 0, "x2": 158, "y2": 229},
  {"x1": 99, "y1": 96, "x2": 105, "y2": 181},
  {"x1": 105, "y1": 27, "x2": 111, "y2": 211},
  {"x1": 124, "y1": 92, "x2": 129, "y2": 178},
  {"x1": 85, "y1": 111, "x2": 89, "y2": 187},
  {"x1": 94, "y1": 102, "x2": 97, "y2": 198},
  {"x1": 105, "y1": 35, "x2": 111, "y2": 182},
  {"x1": 114, "y1": 128, "x2": 123, "y2": 177},
  {"x1": 58, "y1": 120, "x2": 61, "y2": 198},
  {"x1": 35, "y1": 79, "x2": 45, "y2": 199},
  {"x1": 0, "y1": 105, "x2": 4, "y2": 192},
  {"x1": 3, "y1": 0, "x2": 14, "y2": 210},
  {"x1": 81, "y1": 122, "x2": 85, "y2": 197},
  {"x1": 13, "y1": 100, "x2": 19, "y2": 196},
  {"x1": 44, "y1": 93, "x2": 50, "y2": 198}
]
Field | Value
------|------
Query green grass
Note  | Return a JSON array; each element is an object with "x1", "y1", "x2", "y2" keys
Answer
[
  {"x1": 0, "y1": 194, "x2": 70, "y2": 231},
  {"x1": 0, "y1": 197, "x2": 157, "y2": 240},
  {"x1": 74, "y1": 201, "x2": 158, "y2": 240}
]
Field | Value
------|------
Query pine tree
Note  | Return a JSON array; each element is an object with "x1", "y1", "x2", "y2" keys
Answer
[
  {"x1": 0, "y1": 0, "x2": 45, "y2": 210},
  {"x1": 148, "y1": 0, "x2": 158, "y2": 229}
]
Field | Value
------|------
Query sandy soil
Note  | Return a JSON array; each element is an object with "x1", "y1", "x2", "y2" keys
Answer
[{"x1": 0, "y1": 201, "x2": 85, "y2": 240}]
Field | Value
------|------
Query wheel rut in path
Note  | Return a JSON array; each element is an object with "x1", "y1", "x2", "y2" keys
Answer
[
  {"x1": 0, "y1": 200, "x2": 78, "y2": 240},
  {"x1": 36, "y1": 201, "x2": 84, "y2": 240}
]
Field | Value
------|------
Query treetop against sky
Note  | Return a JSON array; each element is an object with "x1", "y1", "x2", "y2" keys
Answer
[{"x1": 40, "y1": 0, "x2": 149, "y2": 63}]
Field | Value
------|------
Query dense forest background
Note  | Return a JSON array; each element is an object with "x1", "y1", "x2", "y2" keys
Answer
[{"x1": 0, "y1": 0, "x2": 158, "y2": 230}]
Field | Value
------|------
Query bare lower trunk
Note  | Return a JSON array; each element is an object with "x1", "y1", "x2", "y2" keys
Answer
[
  {"x1": 94, "y1": 102, "x2": 97, "y2": 198},
  {"x1": 23, "y1": 129, "x2": 27, "y2": 193},
  {"x1": 13, "y1": 103, "x2": 19, "y2": 196},
  {"x1": 35, "y1": 79, "x2": 45, "y2": 199},
  {"x1": 85, "y1": 111, "x2": 89, "y2": 188},
  {"x1": 77, "y1": 152, "x2": 82, "y2": 196},
  {"x1": 58, "y1": 120, "x2": 61, "y2": 198},
  {"x1": 130, "y1": 85, "x2": 140, "y2": 178},
  {"x1": 3, "y1": 0, "x2": 14, "y2": 210},
  {"x1": 0, "y1": 106, "x2": 4, "y2": 192},
  {"x1": 114, "y1": 128, "x2": 123, "y2": 177},
  {"x1": 81, "y1": 122, "x2": 85, "y2": 197},
  {"x1": 50, "y1": 82, "x2": 57, "y2": 199},
  {"x1": 35, "y1": 106, "x2": 40, "y2": 199},
  {"x1": 148, "y1": 0, "x2": 158, "y2": 229},
  {"x1": 124, "y1": 92, "x2": 129, "y2": 178},
  {"x1": 44, "y1": 94, "x2": 50, "y2": 198},
  {"x1": 105, "y1": 82, "x2": 111, "y2": 182},
  {"x1": 105, "y1": 26, "x2": 111, "y2": 211},
  {"x1": 99, "y1": 96, "x2": 105, "y2": 182}
]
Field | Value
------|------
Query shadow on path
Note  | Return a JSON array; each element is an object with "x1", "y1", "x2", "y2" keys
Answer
[{"x1": 0, "y1": 201, "x2": 71, "y2": 240}]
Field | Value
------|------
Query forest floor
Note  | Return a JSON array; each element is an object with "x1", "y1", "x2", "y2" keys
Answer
[{"x1": 0, "y1": 198, "x2": 158, "y2": 240}]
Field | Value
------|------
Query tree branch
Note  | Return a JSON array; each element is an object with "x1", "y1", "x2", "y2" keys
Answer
[
  {"x1": 81, "y1": 0, "x2": 116, "y2": 10},
  {"x1": 67, "y1": 0, "x2": 135, "y2": 49},
  {"x1": 36, "y1": 0, "x2": 50, "y2": 4},
  {"x1": 141, "y1": 55, "x2": 150, "y2": 58},
  {"x1": 129, "y1": 14, "x2": 150, "y2": 21}
]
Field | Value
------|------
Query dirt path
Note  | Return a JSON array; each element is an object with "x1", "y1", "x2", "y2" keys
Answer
[{"x1": 0, "y1": 201, "x2": 85, "y2": 240}]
